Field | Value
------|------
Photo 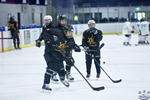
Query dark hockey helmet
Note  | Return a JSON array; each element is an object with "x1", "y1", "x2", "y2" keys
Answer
[
  {"x1": 64, "y1": 25, "x2": 74, "y2": 38},
  {"x1": 57, "y1": 15, "x2": 67, "y2": 26},
  {"x1": 10, "y1": 16, "x2": 15, "y2": 22},
  {"x1": 141, "y1": 17, "x2": 147, "y2": 22},
  {"x1": 57, "y1": 15, "x2": 67, "y2": 21},
  {"x1": 64, "y1": 25, "x2": 73, "y2": 32}
]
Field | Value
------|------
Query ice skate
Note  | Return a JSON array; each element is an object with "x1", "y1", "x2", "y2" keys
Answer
[
  {"x1": 60, "y1": 80, "x2": 70, "y2": 87},
  {"x1": 66, "y1": 72, "x2": 74, "y2": 82},
  {"x1": 51, "y1": 75, "x2": 59, "y2": 83},
  {"x1": 42, "y1": 84, "x2": 52, "y2": 91}
]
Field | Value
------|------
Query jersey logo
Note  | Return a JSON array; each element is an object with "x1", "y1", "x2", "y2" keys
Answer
[
  {"x1": 9, "y1": 23, "x2": 15, "y2": 29},
  {"x1": 87, "y1": 35, "x2": 96, "y2": 47},
  {"x1": 55, "y1": 41, "x2": 67, "y2": 55}
]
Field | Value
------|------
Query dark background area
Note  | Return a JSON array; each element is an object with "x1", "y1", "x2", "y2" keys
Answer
[{"x1": 1, "y1": 0, "x2": 150, "y2": 6}]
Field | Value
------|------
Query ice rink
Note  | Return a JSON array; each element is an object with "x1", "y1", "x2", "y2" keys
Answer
[{"x1": 0, "y1": 34, "x2": 150, "y2": 100}]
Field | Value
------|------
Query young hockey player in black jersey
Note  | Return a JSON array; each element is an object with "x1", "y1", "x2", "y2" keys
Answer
[
  {"x1": 52, "y1": 15, "x2": 81, "y2": 81},
  {"x1": 82, "y1": 20, "x2": 103, "y2": 79},
  {"x1": 49, "y1": 15, "x2": 67, "y2": 82},
  {"x1": 63, "y1": 25, "x2": 81, "y2": 81},
  {"x1": 35, "y1": 15, "x2": 74, "y2": 91}
]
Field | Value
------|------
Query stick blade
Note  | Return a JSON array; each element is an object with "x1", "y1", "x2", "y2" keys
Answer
[
  {"x1": 99, "y1": 43, "x2": 105, "y2": 49},
  {"x1": 112, "y1": 79, "x2": 122, "y2": 83},
  {"x1": 93, "y1": 86, "x2": 105, "y2": 91}
]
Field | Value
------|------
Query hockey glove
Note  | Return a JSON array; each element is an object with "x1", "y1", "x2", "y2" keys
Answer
[
  {"x1": 65, "y1": 56, "x2": 75, "y2": 66},
  {"x1": 83, "y1": 46, "x2": 89, "y2": 52},
  {"x1": 74, "y1": 44, "x2": 81, "y2": 52},
  {"x1": 83, "y1": 46, "x2": 92, "y2": 55},
  {"x1": 35, "y1": 40, "x2": 41, "y2": 47},
  {"x1": 93, "y1": 30, "x2": 98, "y2": 35}
]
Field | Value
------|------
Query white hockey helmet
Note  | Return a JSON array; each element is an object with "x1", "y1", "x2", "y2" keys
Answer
[
  {"x1": 44, "y1": 15, "x2": 52, "y2": 24},
  {"x1": 88, "y1": 20, "x2": 96, "y2": 25}
]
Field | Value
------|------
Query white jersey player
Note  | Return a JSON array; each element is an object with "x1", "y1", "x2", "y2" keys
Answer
[
  {"x1": 122, "y1": 20, "x2": 133, "y2": 46},
  {"x1": 139, "y1": 18, "x2": 150, "y2": 44}
]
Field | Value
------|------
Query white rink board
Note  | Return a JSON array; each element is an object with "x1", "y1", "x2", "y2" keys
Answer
[
  {"x1": 0, "y1": 22, "x2": 140, "y2": 52},
  {"x1": 0, "y1": 28, "x2": 41, "y2": 51}
]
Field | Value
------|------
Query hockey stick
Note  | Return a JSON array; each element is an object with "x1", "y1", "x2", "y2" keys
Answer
[
  {"x1": 55, "y1": 46, "x2": 105, "y2": 91},
  {"x1": 94, "y1": 58, "x2": 122, "y2": 83},
  {"x1": 82, "y1": 43, "x2": 122, "y2": 83},
  {"x1": 73, "y1": 64, "x2": 105, "y2": 91}
]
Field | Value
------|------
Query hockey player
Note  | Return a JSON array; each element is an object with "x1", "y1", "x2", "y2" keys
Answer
[
  {"x1": 9, "y1": 17, "x2": 20, "y2": 49},
  {"x1": 136, "y1": 21, "x2": 142, "y2": 44},
  {"x1": 82, "y1": 20, "x2": 103, "y2": 78},
  {"x1": 63, "y1": 24, "x2": 81, "y2": 81},
  {"x1": 50, "y1": 15, "x2": 67, "y2": 82},
  {"x1": 35, "y1": 15, "x2": 74, "y2": 91},
  {"x1": 52, "y1": 15, "x2": 81, "y2": 81},
  {"x1": 138, "y1": 18, "x2": 150, "y2": 44},
  {"x1": 122, "y1": 20, "x2": 133, "y2": 46}
]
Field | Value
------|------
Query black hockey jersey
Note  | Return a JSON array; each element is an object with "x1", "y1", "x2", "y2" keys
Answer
[{"x1": 82, "y1": 27, "x2": 103, "y2": 49}]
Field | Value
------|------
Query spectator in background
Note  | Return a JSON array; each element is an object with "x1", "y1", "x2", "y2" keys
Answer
[{"x1": 9, "y1": 17, "x2": 20, "y2": 49}]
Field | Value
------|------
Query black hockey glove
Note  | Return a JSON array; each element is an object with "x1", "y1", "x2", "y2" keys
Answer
[
  {"x1": 83, "y1": 46, "x2": 89, "y2": 52},
  {"x1": 65, "y1": 56, "x2": 75, "y2": 66},
  {"x1": 35, "y1": 40, "x2": 41, "y2": 47},
  {"x1": 74, "y1": 44, "x2": 81, "y2": 52}
]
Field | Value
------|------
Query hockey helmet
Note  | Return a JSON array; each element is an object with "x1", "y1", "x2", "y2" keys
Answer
[
  {"x1": 44, "y1": 15, "x2": 52, "y2": 24},
  {"x1": 64, "y1": 25, "x2": 74, "y2": 38},
  {"x1": 57, "y1": 15, "x2": 67, "y2": 21},
  {"x1": 64, "y1": 25, "x2": 73, "y2": 32},
  {"x1": 88, "y1": 20, "x2": 96, "y2": 25},
  {"x1": 141, "y1": 17, "x2": 147, "y2": 22}
]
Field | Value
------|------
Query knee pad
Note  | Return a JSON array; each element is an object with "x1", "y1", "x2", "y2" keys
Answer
[
  {"x1": 46, "y1": 68, "x2": 56, "y2": 77},
  {"x1": 95, "y1": 55, "x2": 100, "y2": 59}
]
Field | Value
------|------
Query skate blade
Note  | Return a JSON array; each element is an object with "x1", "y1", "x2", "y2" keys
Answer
[
  {"x1": 86, "y1": 77, "x2": 90, "y2": 80},
  {"x1": 67, "y1": 79, "x2": 74, "y2": 82},
  {"x1": 42, "y1": 89, "x2": 52, "y2": 93},
  {"x1": 96, "y1": 77, "x2": 100, "y2": 80},
  {"x1": 61, "y1": 81, "x2": 70, "y2": 87},
  {"x1": 62, "y1": 83, "x2": 70, "y2": 87},
  {"x1": 51, "y1": 80, "x2": 59, "y2": 84}
]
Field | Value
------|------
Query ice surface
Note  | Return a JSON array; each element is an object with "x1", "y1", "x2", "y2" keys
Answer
[{"x1": 0, "y1": 34, "x2": 150, "y2": 100}]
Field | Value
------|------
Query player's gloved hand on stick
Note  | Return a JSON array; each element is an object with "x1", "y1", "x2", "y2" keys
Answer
[
  {"x1": 83, "y1": 46, "x2": 90, "y2": 52},
  {"x1": 35, "y1": 40, "x2": 41, "y2": 47},
  {"x1": 74, "y1": 44, "x2": 81, "y2": 52},
  {"x1": 83, "y1": 46, "x2": 92, "y2": 55},
  {"x1": 65, "y1": 56, "x2": 75, "y2": 66}
]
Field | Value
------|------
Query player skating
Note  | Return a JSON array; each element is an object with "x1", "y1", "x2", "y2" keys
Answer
[
  {"x1": 35, "y1": 15, "x2": 74, "y2": 91},
  {"x1": 63, "y1": 24, "x2": 81, "y2": 81},
  {"x1": 52, "y1": 15, "x2": 81, "y2": 82}
]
